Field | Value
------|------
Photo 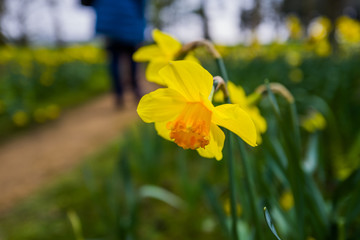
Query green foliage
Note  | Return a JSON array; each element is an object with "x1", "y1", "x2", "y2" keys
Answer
[
  {"x1": 0, "y1": 45, "x2": 108, "y2": 140},
  {"x1": 1, "y1": 44, "x2": 360, "y2": 240},
  {"x1": 0, "y1": 124, "x2": 226, "y2": 240}
]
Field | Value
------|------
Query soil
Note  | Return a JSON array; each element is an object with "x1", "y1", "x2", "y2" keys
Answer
[{"x1": 0, "y1": 80, "x2": 156, "y2": 214}]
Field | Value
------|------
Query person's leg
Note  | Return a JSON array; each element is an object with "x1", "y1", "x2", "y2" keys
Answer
[
  {"x1": 107, "y1": 42, "x2": 124, "y2": 107},
  {"x1": 128, "y1": 46, "x2": 141, "y2": 100}
]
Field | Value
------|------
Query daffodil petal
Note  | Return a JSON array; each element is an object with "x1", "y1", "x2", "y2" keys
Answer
[
  {"x1": 184, "y1": 53, "x2": 200, "y2": 64},
  {"x1": 159, "y1": 60, "x2": 213, "y2": 101},
  {"x1": 154, "y1": 121, "x2": 172, "y2": 141},
  {"x1": 212, "y1": 104, "x2": 257, "y2": 147},
  {"x1": 248, "y1": 107, "x2": 267, "y2": 133},
  {"x1": 246, "y1": 107, "x2": 267, "y2": 145},
  {"x1": 145, "y1": 59, "x2": 169, "y2": 86},
  {"x1": 133, "y1": 44, "x2": 163, "y2": 62},
  {"x1": 197, "y1": 124, "x2": 224, "y2": 160},
  {"x1": 137, "y1": 88, "x2": 186, "y2": 123},
  {"x1": 153, "y1": 29, "x2": 182, "y2": 58},
  {"x1": 227, "y1": 81, "x2": 247, "y2": 106},
  {"x1": 213, "y1": 90, "x2": 225, "y2": 103}
]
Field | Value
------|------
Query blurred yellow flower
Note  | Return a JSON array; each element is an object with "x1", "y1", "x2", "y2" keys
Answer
[
  {"x1": 133, "y1": 29, "x2": 198, "y2": 86},
  {"x1": 224, "y1": 198, "x2": 242, "y2": 216},
  {"x1": 214, "y1": 81, "x2": 267, "y2": 144},
  {"x1": 314, "y1": 39, "x2": 332, "y2": 57},
  {"x1": 280, "y1": 190, "x2": 294, "y2": 211},
  {"x1": 12, "y1": 110, "x2": 29, "y2": 127},
  {"x1": 137, "y1": 61, "x2": 257, "y2": 160},
  {"x1": 334, "y1": 157, "x2": 354, "y2": 180},
  {"x1": 285, "y1": 51, "x2": 302, "y2": 67},
  {"x1": 301, "y1": 110, "x2": 326, "y2": 133},
  {"x1": 289, "y1": 68, "x2": 303, "y2": 83},
  {"x1": 265, "y1": 41, "x2": 283, "y2": 61},
  {"x1": 18, "y1": 50, "x2": 33, "y2": 77},
  {"x1": 33, "y1": 104, "x2": 60, "y2": 123},
  {"x1": 286, "y1": 15, "x2": 303, "y2": 40},
  {"x1": 32, "y1": 45, "x2": 104, "y2": 67},
  {"x1": 336, "y1": 16, "x2": 360, "y2": 44},
  {"x1": 214, "y1": 44, "x2": 230, "y2": 57},
  {"x1": 46, "y1": 104, "x2": 60, "y2": 120},
  {"x1": 308, "y1": 17, "x2": 331, "y2": 41},
  {"x1": 0, "y1": 46, "x2": 15, "y2": 64},
  {"x1": 34, "y1": 48, "x2": 58, "y2": 66}
]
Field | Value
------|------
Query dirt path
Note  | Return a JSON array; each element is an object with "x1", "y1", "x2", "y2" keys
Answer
[{"x1": 0, "y1": 86, "x2": 154, "y2": 214}]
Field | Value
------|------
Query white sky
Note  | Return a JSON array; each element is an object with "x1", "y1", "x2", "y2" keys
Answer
[
  {"x1": 2, "y1": 0, "x2": 95, "y2": 44},
  {"x1": 1, "y1": 0, "x2": 288, "y2": 45}
]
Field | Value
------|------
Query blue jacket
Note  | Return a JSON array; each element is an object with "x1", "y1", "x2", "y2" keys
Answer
[{"x1": 94, "y1": 0, "x2": 145, "y2": 45}]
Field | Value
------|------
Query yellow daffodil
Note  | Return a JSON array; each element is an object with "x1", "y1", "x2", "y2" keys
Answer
[
  {"x1": 308, "y1": 17, "x2": 331, "y2": 42},
  {"x1": 137, "y1": 61, "x2": 257, "y2": 160},
  {"x1": 336, "y1": 16, "x2": 360, "y2": 44},
  {"x1": 289, "y1": 68, "x2": 303, "y2": 83},
  {"x1": 280, "y1": 190, "x2": 294, "y2": 211},
  {"x1": 286, "y1": 15, "x2": 303, "y2": 40},
  {"x1": 301, "y1": 110, "x2": 326, "y2": 132},
  {"x1": 285, "y1": 51, "x2": 302, "y2": 67},
  {"x1": 12, "y1": 110, "x2": 28, "y2": 127},
  {"x1": 214, "y1": 81, "x2": 267, "y2": 144},
  {"x1": 224, "y1": 198, "x2": 242, "y2": 216},
  {"x1": 133, "y1": 29, "x2": 197, "y2": 86}
]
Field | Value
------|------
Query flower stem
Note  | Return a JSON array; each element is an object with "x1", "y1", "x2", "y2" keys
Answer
[
  {"x1": 180, "y1": 40, "x2": 221, "y2": 58},
  {"x1": 264, "y1": 80, "x2": 305, "y2": 240},
  {"x1": 216, "y1": 58, "x2": 265, "y2": 239},
  {"x1": 237, "y1": 139, "x2": 264, "y2": 240},
  {"x1": 215, "y1": 56, "x2": 240, "y2": 240},
  {"x1": 225, "y1": 130, "x2": 240, "y2": 240},
  {"x1": 216, "y1": 58, "x2": 229, "y2": 84},
  {"x1": 215, "y1": 57, "x2": 244, "y2": 240}
]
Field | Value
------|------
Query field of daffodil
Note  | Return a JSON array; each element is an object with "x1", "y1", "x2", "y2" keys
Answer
[
  {"x1": 0, "y1": 44, "x2": 107, "y2": 139},
  {"x1": 1, "y1": 15, "x2": 360, "y2": 240}
]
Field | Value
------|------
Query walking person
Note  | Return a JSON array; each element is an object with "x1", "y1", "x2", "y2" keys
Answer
[{"x1": 93, "y1": 0, "x2": 146, "y2": 108}]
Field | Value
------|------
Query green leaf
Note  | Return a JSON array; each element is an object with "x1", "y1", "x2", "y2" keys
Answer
[
  {"x1": 265, "y1": 79, "x2": 281, "y2": 120},
  {"x1": 264, "y1": 207, "x2": 282, "y2": 240},
  {"x1": 138, "y1": 185, "x2": 184, "y2": 209},
  {"x1": 289, "y1": 102, "x2": 301, "y2": 155},
  {"x1": 202, "y1": 182, "x2": 229, "y2": 235},
  {"x1": 303, "y1": 174, "x2": 328, "y2": 237},
  {"x1": 67, "y1": 210, "x2": 84, "y2": 240},
  {"x1": 303, "y1": 132, "x2": 319, "y2": 174},
  {"x1": 333, "y1": 168, "x2": 360, "y2": 208}
]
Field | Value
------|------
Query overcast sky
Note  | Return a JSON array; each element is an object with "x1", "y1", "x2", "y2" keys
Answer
[{"x1": 1, "y1": 0, "x2": 288, "y2": 45}]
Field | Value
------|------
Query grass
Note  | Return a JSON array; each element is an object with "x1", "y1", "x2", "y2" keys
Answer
[
  {"x1": 0, "y1": 133, "x2": 121, "y2": 239},
  {"x1": 0, "y1": 122, "x2": 227, "y2": 240},
  {"x1": 1, "y1": 45, "x2": 360, "y2": 240},
  {"x1": 0, "y1": 65, "x2": 109, "y2": 142}
]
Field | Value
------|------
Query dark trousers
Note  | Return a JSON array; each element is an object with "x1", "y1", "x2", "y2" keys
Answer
[{"x1": 106, "y1": 39, "x2": 139, "y2": 100}]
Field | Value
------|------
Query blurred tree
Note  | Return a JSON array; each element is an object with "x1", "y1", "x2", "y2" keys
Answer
[
  {"x1": 1, "y1": 0, "x2": 54, "y2": 46},
  {"x1": 14, "y1": 0, "x2": 31, "y2": 46},
  {"x1": 146, "y1": 0, "x2": 175, "y2": 29},
  {"x1": 325, "y1": 0, "x2": 344, "y2": 51},
  {"x1": 193, "y1": 0, "x2": 211, "y2": 40},
  {"x1": 280, "y1": 0, "x2": 360, "y2": 50},
  {"x1": 240, "y1": 0, "x2": 262, "y2": 41},
  {"x1": 281, "y1": 0, "x2": 316, "y2": 27},
  {"x1": 47, "y1": 0, "x2": 64, "y2": 47},
  {"x1": 0, "y1": 0, "x2": 6, "y2": 45}
]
